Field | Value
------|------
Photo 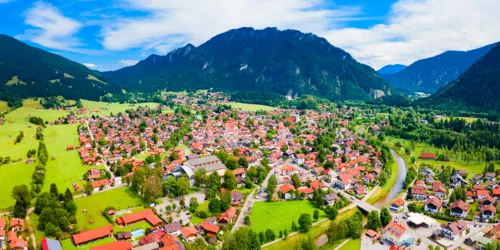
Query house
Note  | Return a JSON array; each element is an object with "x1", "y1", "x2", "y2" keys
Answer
[
  {"x1": 480, "y1": 196, "x2": 495, "y2": 206},
  {"x1": 310, "y1": 180, "x2": 325, "y2": 190},
  {"x1": 486, "y1": 173, "x2": 496, "y2": 181},
  {"x1": 0, "y1": 218, "x2": 5, "y2": 230},
  {"x1": 297, "y1": 187, "x2": 314, "y2": 199},
  {"x1": 481, "y1": 205, "x2": 496, "y2": 220},
  {"x1": 200, "y1": 221, "x2": 219, "y2": 238},
  {"x1": 25, "y1": 158, "x2": 33, "y2": 164},
  {"x1": 8, "y1": 234, "x2": 28, "y2": 250},
  {"x1": 390, "y1": 198, "x2": 405, "y2": 212},
  {"x1": 294, "y1": 154, "x2": 305, "y2": 165},
  {"x1": 279, "y1": 184, "x2": 296, "y2": 199},
  {"x1": 382, "y1": 221, "x2": 414, "y2": 247},
  {"x1": 218, "y1": 207, "x2": 237, "y2": 224},
  {"x1": 163, "y1": 221, "x2": 182, "y2": 236},
  {"x1": 160, "y1": 234, "x2": 185, "y2": 250},
  {"x1": 472, "y1": 174, "x2": 484, "y2": 185},
  {"x1": 415, "y1": 180, "x2": 425, "y2": 187},
  {"x1": 441, "y1": 220, "x2": 467, "y2": 240},
  {"x1": 10, "y1": 218, "x2": 24, "y2": 232},
  {"x1": 116, "y1": 209, "x2": 163, "y2": 227},
  {"x1": 362, "y1": 173, "x2": 374, "y2": 183},
  {"x1": 323, "y1": 193, "x2": 339, "y2": 206},
  {"x1": 432, "y1": 182, "x2": 446, "y2": 198},
  {"x1": 336, "y1": 174, "x2": 353, "y2": 190},
  {"x1": 115, "y1": 232, "x2": 132, "y2": 241},
  {"x1": 450, "y1": 174, "x2": 467, "y2": 188},
  {"x1": 419, "y1": 152, "x2": 436, "y2": 160},
  {"x1": 425, "y1": 174, "x2": 434, "y2": 185},
  {"x1": 180, "y1": 226, "x2": 198, "y2": 242},
  {"x1": 0, "y1": 229, "x2": 5, "y2": 249},
  {"x1": 72, "y1": 225, "x2": 113, "y2": 245},
  {"x1": 449, "y1": 200, "x2": 468, "y2": 218},
  {"x1": 411, "y1": 186, "x2": 426, "y2": 200},
  {"x1": 88, "y1": 168, "x2": 101, "y2": 181},
  {"x1": 354, "y1": 184, "x2": 368, "y2": 196},
  {"x1": 230, "y1": 190, "x2": 244, "y2": 205},
  {"x1": 41, "y1": 238, "x2": 62, "y2": 250},
  {"x1": 424, "y1": 198, "x2": 442, "y2": 214},
  {"x1": 89, "y1": 240, "x2": 133, "y2": 250},
  {"x1": 477, "y1": 189, "x2": 490, "y2": 200}
]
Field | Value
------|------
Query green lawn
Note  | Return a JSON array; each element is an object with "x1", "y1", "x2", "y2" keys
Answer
[
  {"x1": 226, "y1": 102, "x2": 276, "y2": 112},
  {"x1": 61, "y1": 236, "x2": 115, "y2": 250},
  {"x1": 0, "y1": 122, "x2": 38, "y2": 159},
  {"x1": 75, "y1": 187, "x2": 147, "y2": 231},
  {"x1": 337, "y1": 238, "x2": 361, "y2": 250},
  {"x1": 365, "y1": 159, "x2": 398, "y2": 204},
  {"x1": 0, "y1": 161, "x2": 34, "y2": 209},
  {"x1": 113, "y1": 220, "x2": 152, "y2": 233},
  {"x1": 43, "y1": 124, "x2": 87, "y2": 192},
  {"x1": 263, "y1": 208, "x2": 359, "y2": 250},
  {"x1": 250, "y1": 200, "x2": 325, "y2": 234},
  {"x1": 190, "y1": 202, "x2": 210, "y2": 225},
  {"x1": 4, "y1": 107, "x2": 70, "y2": 123},
  {"x1": 76, "y1": 100, "x2": 162, "y2": 117}
]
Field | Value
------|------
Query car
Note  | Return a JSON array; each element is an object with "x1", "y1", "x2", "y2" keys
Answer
[
  {"x1": 350, "y1": 197, "x2": 354, "y2": 200},
  {"x1": 402, "y1": 216, "x2": 408, "y2": 219},
  {"x1": 188, "y1": 216, "x2": 192, "y2": 219},
  {"x1": 379, "y1": 241, "x2": 384, "y2": 245}
]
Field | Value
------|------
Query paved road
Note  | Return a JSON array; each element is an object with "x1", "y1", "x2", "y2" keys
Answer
[{"x1": 85, "y1": 119, "x2": 114, "y2": 179}]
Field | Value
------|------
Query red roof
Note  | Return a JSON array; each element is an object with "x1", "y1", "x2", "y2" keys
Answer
[
  {"x1": 297, "y1": 187, "x2": 314, "y2": 194},
  {"x1": 181, "y1": 226, "x2": 198, "y2": 238},
  {"x1": 160, "y1": 234, "x2": 181, "y2": 250},
  {"x1": 201, "y1": 221, "x2": 219, "y2": 234},
  {"x1": 392, "y1": 198, "x2": 405, "y2": 207},
  {"x1": 279, "y1": 184, "x2": 296, "y2": 194},
  {"x1": 89, "y1": 240, "x2": 133, "y2": 250},
  {"x1": 72, "y1": 225, "x2": 113, "y2": 245},
  {"x1": 419, "y1": 152, "x2": 436, "y2": 159},
  {"x1": 116, "y1": 209, "x2": 163, "y2": 226},
  {"x1": 10, "y1": 218, "x2": 24, "y2": 228}
]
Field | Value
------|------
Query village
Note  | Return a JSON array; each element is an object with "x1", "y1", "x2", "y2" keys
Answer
[{"x1": 0, "y1": 92, "x2": 499, "y2": 250}]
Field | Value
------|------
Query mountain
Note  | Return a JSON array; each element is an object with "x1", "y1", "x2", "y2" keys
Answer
[
  {"x1": 103, "y1": 27, "x2": 393, "y2": 101},
  {"x1": 377, "y1": 64, "x2": 406, "y2": 75},
  {"x1": 420, "y1": 43, "x2": 500, "y2": 113},
  {"x1": 383, "y1": 43, "x2": 497, "y2": 94},
  {"x1": 0, "y1": 34, "x2": 120, "y2": 101}
]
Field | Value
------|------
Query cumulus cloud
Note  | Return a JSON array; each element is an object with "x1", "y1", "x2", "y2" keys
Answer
[
  {"x1": 101, "y1": 0, "x2": 359, "y2": 53},
  {"x1": 322, "y1": 0, "x2": 500, "y2": 69},
  {"x1": 83, "y1": 63, "x2": 98, "y2": 68},
  {"x1": 119, "y1": 59, "x2": 139, "y2": 66}
]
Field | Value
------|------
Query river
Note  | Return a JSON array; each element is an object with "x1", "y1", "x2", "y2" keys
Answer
[{"x1": 373, "y1": 149, "x2": 408, "y2": 209}]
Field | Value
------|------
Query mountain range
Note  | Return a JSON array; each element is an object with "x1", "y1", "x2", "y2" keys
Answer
[
  {"x1": 419, "y1": 43, "x2": 500, "y2": 114},
  {"x1": 0, "y1": 34, "x2": 120, "y2": 101},
  {"x1": 382, "y1": 43, "x2": 497, "y2": 94},
  {"x1": 102, "y1": 27, "x2": 393, "y2": 101},
  {"x1": 377, "y1": 64, "x2": 406, "y2": 75}
]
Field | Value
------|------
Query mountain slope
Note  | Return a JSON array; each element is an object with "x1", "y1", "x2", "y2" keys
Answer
[
  {"x1": 420, "y1": 43, "x2": 500, "y2": 113},
  {"x1": 103, "y1": 27, "x2": 393, "y2": 101},
  {"x1": 383, "y1": 43, "x2": 497, "y2": 94},
  {"x1": 0, "y1": 34, "x2": 120, "y2": 100},
  {"x1": 377, "y1": 64, "x2": 406, "y2": 75}
]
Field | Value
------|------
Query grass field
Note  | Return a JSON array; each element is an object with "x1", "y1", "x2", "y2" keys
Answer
[
  {"x1": 366, "y1": 159, "x2": 398, "y2": 204},
  {"x1": 61, "y1": 236, "x2": 115, "y2": 250},
  {"x1": 337, "y1": 238, "x2": 361, "y2": 250},
  {"x1": 0, "y1": 101, "x2": 8, "y2": 113},
  {"x1": 0, "y1": 122, "x2": 38, "y2": 159},
  {"x1": 0, "y1": 161, "x2": 34, "y2": 209},
  {"x1": 250, "y1": 200, "x2": 325, "y2": 233},
  {"x1": 263, "y1": 208, "x2": 359, "y2": 250},
  {"x1": 75, "y1": 187, "x2": 147, "y2": 231},
  {"x1": 227, "y1": 102, "x2": 276, "y2": 112},
  {"x1": 77, "y1": 100, "x2": 161, "y2": 117},
  {"x1": 190, "y1": 202, "x2": 210, "y2": 225},
  {"x1": 4, "y1": 107, "x2": 70, "y2": 123},
  {"x1": 386, "y1": 136, "x2": 485, "y2": 176}
]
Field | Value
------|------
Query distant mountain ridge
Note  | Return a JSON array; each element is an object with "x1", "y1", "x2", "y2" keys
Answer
[
  {"x1": 103, "y1": 27, "x2": 394, "y2": 101},
  {"x1": 383, "y1": 43, "x2": 497, "y2": 94},
  {"x1": 420, "y1": 43, "x2": 500, "y2": 113},
  {"x1": 377, "y1": 64, "x2": 406, "y2": 75},
  {"x1": 0, "y1": 34, "x2": 120, "y2": 100}
]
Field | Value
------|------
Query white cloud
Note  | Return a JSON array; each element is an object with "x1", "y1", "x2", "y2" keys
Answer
[
  {"x1": 322, "y1": 0, "x2": 500, "y2": 69},
  {"x1": 119, "y1": 59, "x2": 139, "y2": 66},
  {"x1": 83, "y1": 63, "x2": 98, "y2": 68},
  {"x1": 18, "y1": 1, "x2": 83, "y2": 51},
  {"x1": 101, "y1": 0, "x2": 359, "y2": 53}
]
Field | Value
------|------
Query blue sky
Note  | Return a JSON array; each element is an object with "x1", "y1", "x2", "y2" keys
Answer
[{"x1": 1, "y1": 0, "x2": 499, "y2": 71}]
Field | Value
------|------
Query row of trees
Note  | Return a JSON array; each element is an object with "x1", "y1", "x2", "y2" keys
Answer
[{"x1": 31, "y1": 140, "x2": 49, "y2": 194}]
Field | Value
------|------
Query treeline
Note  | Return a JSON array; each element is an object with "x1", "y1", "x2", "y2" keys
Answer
[
  {"x1": 230, "y1": 91, "x2": 284, "y2": 106},
  {"x1": 29, "y1": 116, "x2": 45, "y2": 126},
  {"x1": 32, "y1": 139, "x2": 49, "y2": 194}
]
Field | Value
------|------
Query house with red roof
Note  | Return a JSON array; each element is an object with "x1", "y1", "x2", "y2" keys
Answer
[
  {"x1": 0, "y1": 218, "x2": 5, "y2": 230},
  {"x1": 382, "y1": 221, "x2": 414, "y2": 247},
  {"x1": 411, "y1": 186, "x2": 426, "y2": 200},
  {"x1": 310, "y1": 180, "x2": 325, "y2": 190},
  {"x1": 116, "y1": 209, "x2": 163, "y2": 227},
  {"x1": 336, "y1": 174, "x2": 353, "y2": 190},
  {"x1": 362, "y1": 173, "x2": 374, "y2": 183},
  {"x1": 390, "y1": 198, "x2": 405, "y2": 211},
  {"x1": 200, "y1": 221, "x2": 219, "y2": 238},
  {"x1": 424, "y1": 197, "x2": 442, "y2": 214},
  {"x1": 160, "y1": 234, "x2": 184, "y2": 250},
  {"x1": 218, "y1": 207, "x2": 237, "y2": 224},
  {"x1": 419, "y1": 152, "x2": 436, "y2": 160},
  {"x1": 10, "y1": 218, "x2": 24, "y2": 232},
  {"x1": 481, "y1": 205, "x2": 496, "y2": 220},
  {"x1": 279, "y1": 184, "x2": 296, "y2": 198},
  {"x1": 450, "y1": 200, "x2": 468, "y2": 218},
  {"x1": 180, "y1": 226, "x2": 198, "y2": 242},
  {"x1": 72, "y1": 225, "x2": 113, "y2": 245}
]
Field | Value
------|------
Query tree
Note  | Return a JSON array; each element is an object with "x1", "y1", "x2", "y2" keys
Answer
[
  {"x1": 324, "y1": 161, "x2": 334, "y2": 170},
  {"x1": 194, "y1": 168, "x2": 207, "y2": 187},
  {"x1": 298, "y1": 213, "x2": 313, "y2": 232},
  {"x1": 291, "y1": 221, "x2": 298, "y2": 231},
  {"x1": 223, "y1": 170, "x2": 237, "y2": 190},
  {"x1": 208, "y1": 198, "x2": 221, "y2": 213},
  {"x1": 313, "y1": 210, "x2": 320, "y2": 221},
  {"x1": 367, "y1": 211, "x2": 382, "y2": 230},
  {"x1": 44, "y1": 222, "x2": 58, "y2": 236},
  {"x1": 325, "y1": 206, "x2": 338, "y2": 220},
  {"x1": 84, "y1": 181, "x2": 94, "y2": 195},
  {"x1": 178, "y1": 176, "x2": 190, "y2": 197},
  {"x1": 12, "y1": 185, "x2": 31, "y2": 218},
  {"x1": 189, "y1": 197, "x2": 199, "y2": 212},
  {"x1": 291, "y1": 173, "x2": 301, "y2": 188},
  {"x1": 206, "y1": 172, "x2": 222, "y2": 190},
  {"x1": 143, "y1": 175, "x2": 162, "y2": 202},
  {"x1": 380, "y1": 208, "x2": 392, "y2": 227},
  {"x1": 239, "y1": 157, "x2": 249, "y2": 169},
  {"x1": 244, "y1": 215, "x2": 250, "y2": 225},
  {"x1": 225, "y1": 156, "x2": 238, "y2": 170}
]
